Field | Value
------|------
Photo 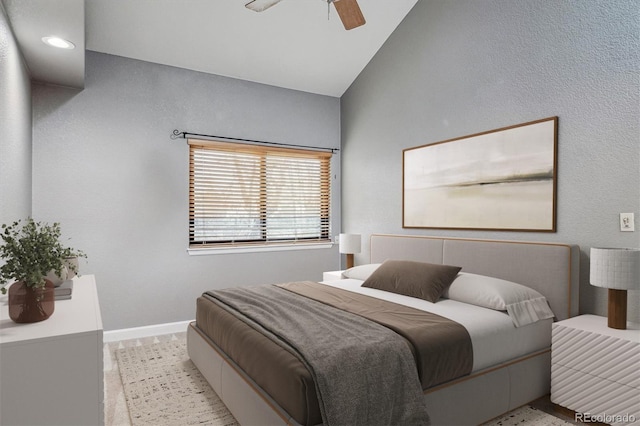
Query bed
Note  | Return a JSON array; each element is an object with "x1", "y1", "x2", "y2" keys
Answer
[{"x1": 187, "y1": 234, "x2": 580, "y2": 425}]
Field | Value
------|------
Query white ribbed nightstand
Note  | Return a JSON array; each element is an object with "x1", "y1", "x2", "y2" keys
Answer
[{"x1": 551, "y1": 314, "x2": 640, "y2": 425}]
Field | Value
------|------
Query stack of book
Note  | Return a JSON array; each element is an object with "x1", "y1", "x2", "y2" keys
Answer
[{"x1": 54, "y1": 280, "x2": 73, "y2": 300}]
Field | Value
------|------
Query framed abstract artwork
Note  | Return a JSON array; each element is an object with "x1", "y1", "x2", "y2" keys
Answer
[{"x1": 403, "y1": 117, "x2": 558, "y2": 232}]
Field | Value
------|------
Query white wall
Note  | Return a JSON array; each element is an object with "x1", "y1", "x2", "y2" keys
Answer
[
  {"x1": 32, "y1": 52, "x2": 341, "y2": 330},
  {"x1": 341, "y1": 0, "x2": 640, "y2": 321},
  {"x1": 0, "y1": 3, "x2": 31, "y2": 225}
]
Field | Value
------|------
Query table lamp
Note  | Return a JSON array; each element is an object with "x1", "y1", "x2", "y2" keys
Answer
[
  {"x1": 590, "y1": 247, "x2": 640, "y2": 329},
  {"x1": 339, "y1": 233, "x2": 361, "y2": 269}
]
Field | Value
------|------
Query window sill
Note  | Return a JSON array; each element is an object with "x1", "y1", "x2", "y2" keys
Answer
[{"x1": 187, "y1": 242, "x2": 334, "y2": 256}]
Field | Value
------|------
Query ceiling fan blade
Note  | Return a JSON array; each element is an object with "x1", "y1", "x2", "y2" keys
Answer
[
  {"x1": 245, "y1": 0, "x2": 283, "y2": 12},
  {"x1": 333, "y1": 0, "x2": 365, "y2": 30}
]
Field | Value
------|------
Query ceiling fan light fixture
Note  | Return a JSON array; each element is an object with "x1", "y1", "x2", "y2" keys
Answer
[
  {"x1": 245, "y1": 0, "x2": 366, "y2": 31},
  {"x1": 245, "y1": 0, "x2": 282, "y2": 12},
  {"x1": 332, "y1": 0, "x2": 366, "y2": 30},
  {"x1": 42, "y1": 36, "x2": 75, "y2": 49}
]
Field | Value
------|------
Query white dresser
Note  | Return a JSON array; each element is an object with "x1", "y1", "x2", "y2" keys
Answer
[
  {"x1": 0, "y1": 274, "x2": 104, "y2": 426},
  {"x1": 551, "y1": 314, "x2": 640, "y2": 425}
]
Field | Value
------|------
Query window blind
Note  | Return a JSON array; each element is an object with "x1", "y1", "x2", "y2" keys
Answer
[{"x1": 189, "y1": 139, "x2": 332, "y2": 248}]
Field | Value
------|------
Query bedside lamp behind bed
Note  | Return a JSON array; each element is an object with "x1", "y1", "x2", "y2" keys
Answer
[{"x1": 339, "y1": 233, "x2": 361, "y2": 269}]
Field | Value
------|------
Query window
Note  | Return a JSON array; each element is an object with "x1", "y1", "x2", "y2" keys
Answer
[{"x1": 189, "y1": 139, "x2": 332, "y2": 249}]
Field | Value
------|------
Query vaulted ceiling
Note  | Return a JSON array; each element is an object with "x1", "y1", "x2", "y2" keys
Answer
[{"x1": 3, "y1": 0, "x2": 418, "y2": 96}]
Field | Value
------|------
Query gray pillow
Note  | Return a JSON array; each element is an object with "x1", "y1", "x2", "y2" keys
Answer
[{"x1": 362, "y1": 260, "x2": 462, "y2": 303}]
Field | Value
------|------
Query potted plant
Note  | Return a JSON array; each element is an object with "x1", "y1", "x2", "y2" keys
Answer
[{"x1": 0, "y1": 218, "x2": 85, "y2": 323}]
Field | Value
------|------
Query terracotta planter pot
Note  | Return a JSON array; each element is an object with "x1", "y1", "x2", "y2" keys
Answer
[{"x1": 8, "y1": 280, "x2": 55, "y2": 323}]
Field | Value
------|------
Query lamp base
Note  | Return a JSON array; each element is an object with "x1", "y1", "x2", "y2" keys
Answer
[
  {"x1": 346, "y1": 253, "x2": 354, "y2": 269},
  {"x1": 608, "y1": 289, "x2": 627, "y2": 330}
]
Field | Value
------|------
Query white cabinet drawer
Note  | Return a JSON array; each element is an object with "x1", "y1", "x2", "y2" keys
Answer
[
  {"x1": 551, "y1": 364, "x2": 640, "y2": 426},
  {"x1": 552, "y1": 324, "x2": 640, "y2": 389}
]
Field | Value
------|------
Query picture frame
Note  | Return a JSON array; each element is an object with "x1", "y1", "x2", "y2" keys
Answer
[{"x1": 403, "y1": 117, "x2": 558, "y2": 232}]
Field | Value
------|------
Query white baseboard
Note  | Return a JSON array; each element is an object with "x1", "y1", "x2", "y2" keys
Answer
[{"x1": 103, "y1": 320, "x2": 193, "y2": 343}]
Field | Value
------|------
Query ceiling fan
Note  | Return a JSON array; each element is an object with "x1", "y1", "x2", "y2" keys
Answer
[{"x1": 245, "y1": 0, "x2": 366, "y2": 31}]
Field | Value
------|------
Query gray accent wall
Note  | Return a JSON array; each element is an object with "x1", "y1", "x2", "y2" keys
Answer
[
  {"x1": 0, "y1": 3, "x2": 31, "y2": 225},
  {"x1": 32, "y1": 52, "x2": 341, "y2": 330},
  {"x1": 341, "y1": 0, "x2": 640, "y2": 322}
]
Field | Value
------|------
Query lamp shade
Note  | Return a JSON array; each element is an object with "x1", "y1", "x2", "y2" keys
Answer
[
  {"x1": 590, "y1": 248, "x2": 640, "y2": 290},
  {"x1": 339, "y1": 234, "x2": 361, "y2": 254}
]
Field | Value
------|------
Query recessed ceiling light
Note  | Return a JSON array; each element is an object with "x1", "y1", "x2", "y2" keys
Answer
[{"x1": 42, "y1": 36, "x2": 75, "y2": 49}]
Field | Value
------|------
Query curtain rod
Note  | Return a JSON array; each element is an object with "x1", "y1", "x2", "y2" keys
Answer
[{"x1": 171, "y1": 130, "x2": 339, "y2": 153}]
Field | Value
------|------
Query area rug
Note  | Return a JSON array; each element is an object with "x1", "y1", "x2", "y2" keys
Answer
[
  {"x1": 116, "y1": 339, "x2": 239, "y2": 426},
  {"x1": 482, "y1": 405, "x2": 573, "y2": 425},
  {"x1": 116, "y1": 337, "x2": 572, "y2": 426}
]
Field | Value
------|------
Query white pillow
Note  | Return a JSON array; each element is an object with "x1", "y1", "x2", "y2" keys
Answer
[
  {"x1": 343, "y1": 263, "x2": 381, "y2": 281},
  {"x1": 444, "y1": 272, "x2": 555, "y2": 327}
]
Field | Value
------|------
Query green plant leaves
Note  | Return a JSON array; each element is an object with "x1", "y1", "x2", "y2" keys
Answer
[{"x1": 0, "y1": 218, "x2": 86, "y2": 291}]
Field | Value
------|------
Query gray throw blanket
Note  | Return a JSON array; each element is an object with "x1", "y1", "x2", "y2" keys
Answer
[{"x1": 205, "y1": 283, "x2": 430, "y2": 426}]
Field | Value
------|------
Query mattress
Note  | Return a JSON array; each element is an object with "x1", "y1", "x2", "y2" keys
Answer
[
  {"x1": 322, "y1": 278, "x2": 553, "y2": 372},
  {"x1": 195, "y1": 279, "x2": 552, "y2": 426}
]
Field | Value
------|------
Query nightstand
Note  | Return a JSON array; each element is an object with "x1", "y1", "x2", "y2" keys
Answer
[
  {"x1": 551, "y1": 314, "x2": 640, "y2": 425},
  {"x1": 322, "y1": 270, "x2": 344, "y2": 281}
]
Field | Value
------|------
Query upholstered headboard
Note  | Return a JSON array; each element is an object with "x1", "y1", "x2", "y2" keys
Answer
[{"x1": 369, "y1": 234, "x2": 580, "y2": 321}]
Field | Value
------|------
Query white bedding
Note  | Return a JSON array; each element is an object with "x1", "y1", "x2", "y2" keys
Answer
[{"x1": 320, "y1": 278, "x2": 552, "y2": 372}]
